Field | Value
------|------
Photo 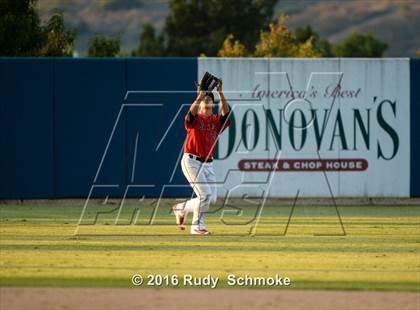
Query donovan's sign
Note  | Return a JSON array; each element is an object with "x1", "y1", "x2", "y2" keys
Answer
[{"x1": 199, "y1": 59, "x2": 410, "y2": 197}]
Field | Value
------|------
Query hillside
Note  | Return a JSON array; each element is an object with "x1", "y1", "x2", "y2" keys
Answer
[
  {"x1": 37, "y1": 0, "x2": 169, "y2": 55},
  {"x1": 37, "y1": 0, "x2": 420, "y2": 57},
  {"x1": 285, "y1": 0, "x2": 420, "y2": 57}
]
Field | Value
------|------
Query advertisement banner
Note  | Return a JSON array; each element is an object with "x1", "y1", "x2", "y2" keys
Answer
[{"x1": 199, "y1": 58, "x2": 410, "y2": 197}]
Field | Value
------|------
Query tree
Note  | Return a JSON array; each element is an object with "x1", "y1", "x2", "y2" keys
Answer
[
  {"x1": 217, "y1": 34, "x2": 248, "y2": 57},
  {"x1": 333, "y1": 32, "x2": 388, "y2": 57},
  {"x1": 294, "y1": 25, "x2": 334, "y2": 57},
  {"x1": 254, "y1": 15, "x2": 321, "y2": 57},
  {"x1": 40, "y1": 12, "x2": 76, "y2": 57},
  {"x1": 0, "y1": 0, "x2": 44, "y2": 56},
  {"x1": 294, "y1": 37, "x2": 321, "y2": 58},
  {"x1": 164, "y1": 0, "x2": 276, "y2": 56},
  {"x1": 132, "y1": 23, "x2": 165, "y2": 56},
  {"x1": 0, "y1": 1, "x2": 75, "y2": 56},
  {"x1": 88, "y1": 35, "x2": 120, "y2": 57}
]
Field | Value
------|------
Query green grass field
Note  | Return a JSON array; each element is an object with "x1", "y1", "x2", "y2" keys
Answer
[{"x1": 0, "y1": 202, "x2": 419, "y2": 291}]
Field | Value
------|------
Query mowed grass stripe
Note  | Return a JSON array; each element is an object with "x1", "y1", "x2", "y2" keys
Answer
[{"x1": 0, "y1": 204, "x2": 419, "y2": 290}]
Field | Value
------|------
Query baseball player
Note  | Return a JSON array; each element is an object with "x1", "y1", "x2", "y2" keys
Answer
[{"x1": 172, "y1": 79, "x2": 230, "y2": 235}]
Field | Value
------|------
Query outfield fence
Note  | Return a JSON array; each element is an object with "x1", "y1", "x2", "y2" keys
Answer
[{"x1": 1, "y1": 58, "x2": 419, "y2": 198}]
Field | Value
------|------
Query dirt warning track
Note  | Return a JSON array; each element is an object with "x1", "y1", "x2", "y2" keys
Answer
[{"x1": 1, "y1": 288, "x2": 419, "y2": 310}]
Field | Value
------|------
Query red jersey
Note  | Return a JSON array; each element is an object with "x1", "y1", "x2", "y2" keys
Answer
[{"x1": 184, "y1": 112, "x2": 230, "y2": 160}]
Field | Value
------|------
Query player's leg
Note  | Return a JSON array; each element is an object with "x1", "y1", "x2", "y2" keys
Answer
[
  {"x1": 172, "y1": 156, "x2": 202, "y2": 230},
  {"x1": 183, "y1": 163, "x2": 212, "y2": 232},
  {"x1": 178, "y1": 155, "x2": 204, "y2": 215},
  {"x1": 198, "y1": 163, "x2": 217, "y2": 230},
  {"x1": 175, "y1": 197, "x2": 198, "y2": 215},
  {"x1": 172, "y1": 196, "x2": 200, "y2": 230},
  {"x1": 179, "y1": 154, "x2": 213, "y2": 234},
  {"x1": 206, "y1": 163, "x2": 217, "y2": 204}
]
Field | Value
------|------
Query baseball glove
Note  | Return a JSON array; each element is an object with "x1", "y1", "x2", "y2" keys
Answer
[{"x1": 199, "y1": 72, "x2": 220, "y2": 92}]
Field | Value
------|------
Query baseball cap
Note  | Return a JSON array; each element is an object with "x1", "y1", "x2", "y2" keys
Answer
[{"x1": 205, "y1": 92, "x2": 214, "y2": 102}]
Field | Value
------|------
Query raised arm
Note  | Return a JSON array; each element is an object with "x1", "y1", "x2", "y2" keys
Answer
[
  {"x1": 217, "y1": 80, "x2": 229, "y2": 116},
  {"x1": 190, "y1": 91, "x2": 205, "y2": 115},
  {"x1": 185, "y1": 90, "x2": 205, "y2": 125}
]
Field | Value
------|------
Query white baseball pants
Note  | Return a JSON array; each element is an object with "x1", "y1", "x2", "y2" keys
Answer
[{"x1": 177, "y1": 153, "x2": 217, "y2": 230}]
